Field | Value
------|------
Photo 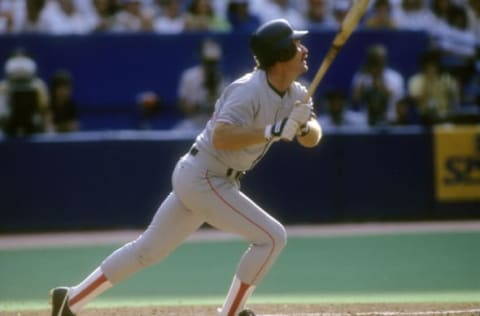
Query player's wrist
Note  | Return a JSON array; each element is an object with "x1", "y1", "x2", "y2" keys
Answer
[
  {"x1": 264, "y1": 124, "x2": 273, "y2": 141},
  {"x1": 265, "y1": 118, "x2": 297, "y2": 142},
  {"x1": 297, "y1": 123, "x2": 310, "y2": 137}
]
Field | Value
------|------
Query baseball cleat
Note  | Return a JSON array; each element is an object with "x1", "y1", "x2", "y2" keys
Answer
[
  {"x1": 50, "y1": 287, "x2": 76, "y2": 316},
  {"x1": 239, "y1": 309, "x2": 256, "y2": 316}
]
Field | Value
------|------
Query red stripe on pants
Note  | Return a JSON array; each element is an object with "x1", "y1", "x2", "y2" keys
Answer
[{"x1": 205, "y1": 171, "x2": 275, "y2": 283}]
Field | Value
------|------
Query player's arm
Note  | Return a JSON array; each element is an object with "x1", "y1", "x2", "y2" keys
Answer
[
  {"x1": 212, "y1": 122, "x2": 267, "y2": 150},
  {"x1": 212, "y1": 118, "x2": 299, "y2": 151},
  {"x1": 296, "y1": 118, "x2": 322, "y2": 148},
  {"x1": 212, "y1": 86, "x2": 299, "y2": 150},
  {"x1": 215, "y1": 99, "x2": 320, "y2": 150}
]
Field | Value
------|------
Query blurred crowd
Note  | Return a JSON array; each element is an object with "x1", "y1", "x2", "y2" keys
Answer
[
  {"x1": 0, "y1": 0, "x2": 478, "y2": 45},
  {"x1": 0, "y1": 0, "x2": 479, "y2": 136},
  {"x1": 318, "y1": 43, "x2": 480, "y2": 129}
]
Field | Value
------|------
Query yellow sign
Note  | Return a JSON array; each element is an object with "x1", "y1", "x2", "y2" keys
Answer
[{"x1": 434, "y1": 125, "x2": 480, "y2": 201}]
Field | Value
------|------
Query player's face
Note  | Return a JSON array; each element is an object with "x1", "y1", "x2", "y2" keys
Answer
[{"x1": 286, "y1": 40, "x2": 309, "y2": 76}]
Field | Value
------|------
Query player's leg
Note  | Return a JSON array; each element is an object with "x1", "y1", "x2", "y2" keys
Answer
[
  {"x1": 52, "y1": 192, "x2": 204, "y2": 315},
  {"x1": 176, "y1": 170, "x2": 287, "y2": 316},
  {"x1": 210, "y1": 188, "x2": 287, "y2": 316}
]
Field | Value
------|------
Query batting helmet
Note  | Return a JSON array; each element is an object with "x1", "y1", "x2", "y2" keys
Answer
[{"x1": 250, "y1": 19, "x2": 308, "y2": 69}]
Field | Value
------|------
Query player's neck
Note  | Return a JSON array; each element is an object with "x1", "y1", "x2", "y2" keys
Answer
[
  {"x1": 266, "y1": 76, "x2": 287, "y2": 97},
  {"x1": 265, "y1": 69, "x2": 294, "y2": 96}
]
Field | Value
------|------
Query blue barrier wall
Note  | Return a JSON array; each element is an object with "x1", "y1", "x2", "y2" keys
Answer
[
  {"x1": 0, "y1": 30, "x2": 429, "y2": 129},
  {"x1": 3, "y1": 31, "x2": 470, "y2": 232},
  {"x1": 0, "y1": 128, "x2": 453, "y2": 232}
]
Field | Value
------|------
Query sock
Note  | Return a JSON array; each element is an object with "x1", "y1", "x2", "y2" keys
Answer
[
  {"x1": 219, "y1": 275, "x2": 256, "y2": 316},
  {"x1": 68, "y1": 267, "x2": 112, "y2": 313}
]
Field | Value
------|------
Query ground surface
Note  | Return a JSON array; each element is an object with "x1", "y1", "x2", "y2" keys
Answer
[
  {"x1": 1, "y1": 221, "x2": 479, "y2": 316},
  {"x1": 4, "y1": 303, "x2": 480, "y2": 316}
]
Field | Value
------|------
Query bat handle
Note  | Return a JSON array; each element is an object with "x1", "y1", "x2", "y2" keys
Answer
[{"x1": 302, "y1": 45, "x2": 342, "y2": 103}]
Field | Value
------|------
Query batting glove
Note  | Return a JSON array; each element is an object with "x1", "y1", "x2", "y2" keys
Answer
[
  {"x1": 289, "y1": 101, "x2": 313, "y2": 125},
  {"x1": 296, "y1": 123, "x2": 310, "y2": 137},
  {"x1": 264, "y1": 118, "x2": 299, "y2": 142}
]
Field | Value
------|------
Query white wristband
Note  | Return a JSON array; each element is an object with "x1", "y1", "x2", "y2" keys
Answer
[{"x1": 264, "y1": 124, "x2": 272, "y2": 140}]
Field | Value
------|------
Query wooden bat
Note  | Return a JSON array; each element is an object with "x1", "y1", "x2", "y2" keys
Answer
[{"x1": 303, "y1": 0, "x2": 370, "y2": 103}]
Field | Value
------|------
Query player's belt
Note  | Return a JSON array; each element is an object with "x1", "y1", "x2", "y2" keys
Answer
[{"x1": 189, "y1": 146, "x2": 245, "y2": 180}]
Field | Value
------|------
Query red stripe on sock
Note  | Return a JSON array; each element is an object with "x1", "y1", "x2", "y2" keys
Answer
[
  {"x1": 228, "y1": 281, "x2": 250, "y2": 316},
  {"x1": 69, "y1": 274, "x2": 108, "y2": 306}
]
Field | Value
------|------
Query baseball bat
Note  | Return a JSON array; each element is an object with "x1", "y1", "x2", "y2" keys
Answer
[{"x1": 303, "y1": 0, "x2": 370, "y2": 102}]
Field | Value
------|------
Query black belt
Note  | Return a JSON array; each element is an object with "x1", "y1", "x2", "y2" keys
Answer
[
  {"x1": 190, "y1": 146, "x2": 199, "y2": 156},
  {"x1": 226, "y1": 168, "x2": 245, "y2": 180},
  {"x1": 189, "y1": 146, "x2": 244, "y2": 180}
]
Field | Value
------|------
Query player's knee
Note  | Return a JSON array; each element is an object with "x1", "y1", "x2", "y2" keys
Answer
[
  {"x1": 269, "y1": 223, "x2": 287, "y2": 253},
  {"x1": 137, "y1": 246, "x2": 166, "y2": 267},
  {"x1": 132, "y1": 240, "x2": 169, "y2": 267}
]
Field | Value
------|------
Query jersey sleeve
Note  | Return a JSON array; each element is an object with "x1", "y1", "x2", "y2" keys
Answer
[
  {"x1": 293, "y1": 81, "x2": 312, "y2": 105},
  {"x1": 214, "y1": 83, "x2": 256, "y2": 126}
]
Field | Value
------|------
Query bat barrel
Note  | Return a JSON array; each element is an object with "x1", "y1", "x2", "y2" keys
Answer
[{"x1": 303, "y1": 0, "x2": 370, "y2": 102}]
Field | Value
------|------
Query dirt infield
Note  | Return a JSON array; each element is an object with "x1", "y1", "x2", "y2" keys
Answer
[{"x1": 4, "y1": 303, "x2": 480, "y2": 316}]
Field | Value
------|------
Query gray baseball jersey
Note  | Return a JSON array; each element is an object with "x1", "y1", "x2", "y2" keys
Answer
[
  {"x1": 196, "y1": 69, "x2": 309, "y2": 171},
  {"x1": 98, "y1": 69, "x2": 311, "y2": 315}
]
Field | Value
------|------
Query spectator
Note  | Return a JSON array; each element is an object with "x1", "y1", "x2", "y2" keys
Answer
[
  {"x1": 408, "y1": 49, "x2": 460, "y2": 124},
  {"x1": 466, "y1": 0, "x2": 480, "y2": 43},
  {"x1": 437, "y1": 4, "x2": 478, "y2": 95},
  {"x1": 0, "y1": 0, "x2": 14, "y2": 33},
  {"x1": 365, "y1": 0, "x2": 397, "y2": 29},
  {"x1": 40, "y1": 0, "x2": 93, "y2": 34},
  {"x1": 431, "y1": 0, "x2": 450, "y2": 24},
  {"x1": 390, "y1": 96, "x2": 420, "y2": 125},
  {"x1": 447, "y1": 5, "x2": 476, "y2": 57},
  {"x1": 73, "y1": 0, "x2": 97, "y2": 17},
  {"x1": 136, "y1": 90, "x2": 162, "y2": 130},
  {"x1": 183, "y1": 0, "x2": 230, "y2": 32},
  {"x1": 89, "y1": 0, "x2": 117, "y2": 32},
  {"x1": 48, "y1": 69, "x2": 79, "y2": 133},
  {"x1": 248, "y1": 0, "x2": 269, "y2": 17},
  {"x1": 430, "y1": 1, "x2": 476, "y2": 60},
  {"x1": 140, "y1": 0, "x2": 164, "y2": 18},
  {"x1": 392, "y1": 0, "x2": 434, "y2": 31},
  {"x1": 304, "y1": 0, "x2": 337, "y2": 30},
  {"x1": 174, "y1": 38, "x2": 227, "y2": 132},
  {"x1": 460, "y1": 50, "x2": 480, "y2": 107},
  {"x1": 256, "y1": 0, "x2": 306, "y2": 29},
  {"x1": 351, "y1": 44, "x2": 405, "y2": 126},
  {"x1": 0, "y1": 49, "x2": 51, "y2": 136},
  {"x1": 14, "y1": 0, "x2": 51, "y2": 33},
  {"x1": 318, "y1": 89, "x2": 367, "y2": 129},
  {"x1": 110, "y1": 0, "x2": 153, "y2": 32},
  {"x1": 153, "y1": 0, "x2": 185, "y2": 34},
  {"x1": 330, "y1": 0, "x2": 351, "y2": 30},
  {"x1": 226, "y1": 0, "x2": 260, "y2": 33}
]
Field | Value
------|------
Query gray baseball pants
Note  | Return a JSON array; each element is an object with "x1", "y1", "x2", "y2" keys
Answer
[{"x1": 101, "y1": 149, "x2": 287, "y2": 287}]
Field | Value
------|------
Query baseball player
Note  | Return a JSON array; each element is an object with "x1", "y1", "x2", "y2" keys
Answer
[{"x1": 50, "y1": 18, "x2": 322, "y2": 316}]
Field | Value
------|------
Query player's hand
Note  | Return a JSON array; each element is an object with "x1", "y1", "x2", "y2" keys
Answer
[
  {"x1": 289, "y1": 101, "x2": 313, "y2": 125},
  {"x1": 264, "y1": 118, "x2": 299, "y2": 142},
  {"x1": 296, "y1": 122, "x2": 310, "y2": 137}
]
